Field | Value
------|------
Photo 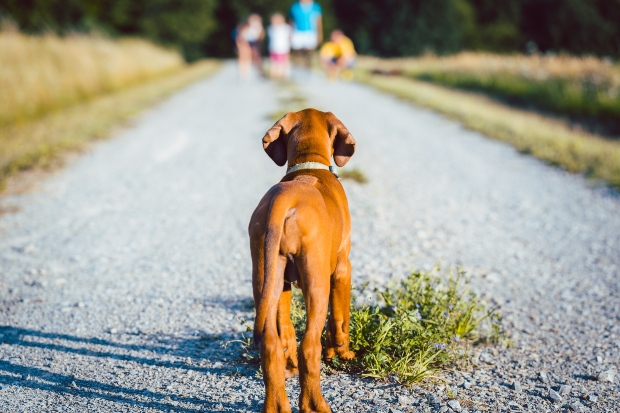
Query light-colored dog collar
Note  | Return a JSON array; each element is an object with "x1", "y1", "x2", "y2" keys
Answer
[{"x1": 286, "y1": 162, "x2": 339, "y2": 178}]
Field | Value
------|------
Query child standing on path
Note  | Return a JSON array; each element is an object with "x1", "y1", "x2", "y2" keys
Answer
[
  {"x1": 267, "y1": 13, "x2": 292, "y2": 80},
  {"x1": 289, "y1": 0, "x2": 322, "y2": 73},
  {"x1": 244, "y1": 14, "x2": 265, "y2": 77}
]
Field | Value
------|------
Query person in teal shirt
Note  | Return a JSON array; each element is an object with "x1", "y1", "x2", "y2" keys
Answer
[{"x1": 289, "y1": 0, "x2": 322, "y2": 70}]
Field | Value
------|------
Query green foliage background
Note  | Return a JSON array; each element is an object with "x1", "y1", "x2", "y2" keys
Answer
[{"x1": 1, "y1": 0, "x2": 618, "y2": 59}]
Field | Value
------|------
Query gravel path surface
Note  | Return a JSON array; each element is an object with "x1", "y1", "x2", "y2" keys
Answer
[{"x1": 1, "y1": 63, "x2": 619, "y2": 413}]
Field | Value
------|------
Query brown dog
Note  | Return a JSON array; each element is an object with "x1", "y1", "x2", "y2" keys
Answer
[{"x1": 249, "y1": 109, "x2": 356, "y2": 413}]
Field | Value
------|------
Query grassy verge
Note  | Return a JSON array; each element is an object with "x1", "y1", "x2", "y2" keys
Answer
[
  {"x1": 0, "y1": 28, "x2": 185, "y2": 126},
  {"x1": 356, "y1": 69, "x2": 620, "y2": 189},
  {"x1": 358, "y1": 53, "x2": 620, "y2": 130},
  {"x1": 338, "y1": 167, "x2": 369, "y2": 183},
  {"x1": 0, "y1": 60, "x2": 221, "y2": 189},
  {"x1": 289, "y1": 268, "x2": 502, "y2": 384}
]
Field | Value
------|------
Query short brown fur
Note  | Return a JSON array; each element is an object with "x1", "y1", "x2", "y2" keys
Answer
[{"x1": 249, "y1": 109, "x2": 356, "y2": 413}]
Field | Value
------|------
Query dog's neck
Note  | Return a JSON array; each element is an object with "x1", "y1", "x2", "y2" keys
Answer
[{"x1": 286, "y1": 162, "x2": 339, "y2": 178}]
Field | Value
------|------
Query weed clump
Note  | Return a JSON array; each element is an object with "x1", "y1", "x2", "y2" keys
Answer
[
  {"x1": 338, "y1": 167, "x2": 369, "y2": 183},
  {"x1": 290, "y1": 268, "x2": 502, "y2": 384}
]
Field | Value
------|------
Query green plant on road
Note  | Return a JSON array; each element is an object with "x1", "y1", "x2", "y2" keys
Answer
[
  {"x1": 290, "y1": 268, "x2": 502, "y2": 384},
  {"x1": 339, "y1": 167, "x2": 369, "y2": 183}
]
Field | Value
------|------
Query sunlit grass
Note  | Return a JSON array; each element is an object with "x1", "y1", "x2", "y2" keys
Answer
[
  {"x1": 359, "y1": 53, "x2": 620, "y2": 123},
  {"x1": 356, "y1": 68, "x2": 620, "y2": 189},
  {"x1": 289, "y1": 268, "x2": 502, "y2": 384},
  {"x1": 339, "y1": 167, "x2": 369, "y2": 183},
  {"x1": 0, "y1": 26, "x2": 184, "y2": 126}
]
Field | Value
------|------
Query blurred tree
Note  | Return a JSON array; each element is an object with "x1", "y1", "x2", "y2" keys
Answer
[
  {"x1": 0, "y1": 0, "x2": 218, "y2": 60},
  {"x1": 521, "y1": 0, "x2": 620, "y2": 56},
  {"x1": 333, "y1": 0, "x2": 461, "y2": 56},
  {"x1": 1, "y1": 0, "x2": 618, "y2": 57},
  {"x1": 137, "y1": 0, "x2": 218, "y2": 60},
  {"x1": 454, "y1": 0, "x2": 521, "y2": 52}
]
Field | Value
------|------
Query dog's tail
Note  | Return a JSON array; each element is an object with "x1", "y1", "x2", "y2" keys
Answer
[{"x1": 253, "y1": 196, "x2": 289, "y2": 345}]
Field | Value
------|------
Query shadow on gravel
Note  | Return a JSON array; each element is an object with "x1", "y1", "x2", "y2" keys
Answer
[{"x1": 0, "y1": 325, "x2": 260, "y2": 412}]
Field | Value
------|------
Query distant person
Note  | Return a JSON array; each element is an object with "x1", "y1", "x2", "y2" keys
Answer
[
  {"x1": 289, "y1": 0, "x2": 322, "y2": 71},
  {"x1": 267, "y1": 13, "x2": 292, "y2": 80},
  {"x1": 235, "y1": 20, "x2": 252, "y2": 79},
  {"x1": 245, "y1": 14, "x2": 266, "y2": 76},
  {"x1": 319, "y1": 29, "x2": 356, "y2": 80}
]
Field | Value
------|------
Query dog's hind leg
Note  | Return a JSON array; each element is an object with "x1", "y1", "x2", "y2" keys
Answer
[
  {"x1": 258, "y1": 254, "x2": 292, "y2": 413},
  {"x1": 325, "y1": 253, "x2": 355, "y2": 361},
  {"x1": 278, "y1": 263, "x2": 299, "y2": 378},
  {"x1": 297, "y1": 253, "x2": 332, "y2": 413}
]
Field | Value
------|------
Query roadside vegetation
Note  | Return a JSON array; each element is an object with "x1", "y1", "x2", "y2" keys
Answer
[
  {"x1": 289, "y1": 268, "x2": 502, "y2": 384},
  {"x1": 0, "y1": 27, "x2": 185, "y2": 126},
  {"x1": 360, "y1": 53, "x2": 620, "y2": 134},
  {"x1": 356, "y1": 56, "x2": 620, "y2": 190},
  {"x1": 339, "y1": 167, "x2": 369, "y2": 184},
  {"x1": 0, "y1": 28, "x2": 220, "y2": 190}
]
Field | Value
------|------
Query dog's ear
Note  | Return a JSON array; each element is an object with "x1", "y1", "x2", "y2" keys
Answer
[
  {"x1": 328, "y1": 113, "x2": 356, "y2": 167},
  {"x1": 262, "y1": 113, "x2": 295, "y2": 166}
]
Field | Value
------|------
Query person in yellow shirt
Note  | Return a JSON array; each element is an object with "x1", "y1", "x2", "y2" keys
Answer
[{"x1": 319, "y1": 29, "x2": 356, "y2": 79}]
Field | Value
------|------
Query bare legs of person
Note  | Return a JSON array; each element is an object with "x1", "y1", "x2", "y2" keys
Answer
[
  {"x1": 237, "y1": 40, "x2": 252, "y2": 80},
  {"x1": 291, "y1": 49, "x2": 314, "y2": 79}
]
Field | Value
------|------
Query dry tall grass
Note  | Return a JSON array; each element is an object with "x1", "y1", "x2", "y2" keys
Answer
[
  {"x1": 359, "y1": 53, "x2": 620, "y2": 122},
  {"x1": 361, "y1": 52, "x2": 620, "y2": 85},
  {"x1": 0, "y1": 28, "x2": 184, "y2": 126}
]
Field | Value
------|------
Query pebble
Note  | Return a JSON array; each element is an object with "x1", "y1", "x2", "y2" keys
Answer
[
  {"x1": 397, "y1": 395, "x2": 412, "y2": 405},
  {"x1": 428, "y1": 395, "x2": 442, "y2": 405},
  {"x1": 447, "y1": 400, "x2": 462, "y2": 412},
  {"x1": 479, "y1": 352, "x2": 494, "y2": 365},
  {"x1": 569, "y1": 402, "x2": 584, "y2": 412},
  {"x1": 463, "y1": 381, "x2": 471, "y2": 389},
  {"x1": 587, "y1": 394, "x2": 598, "y2": 402},
  {"x1": 559, "y1": 384, "x2": 571, "y2": 396},
  {"x1": 549, "y1": 389, "x2": 562, "y2": 403},
  {"x1": 538, "y1": 371, "x2": 549, "y2": 384},
  {"x1": 507, "y1": 401, "x2": 520, "y2": 410},
  {"x1": 597, "y1": 370, "x2": 615, "y2": 382},
  {"x1": 388, "y1": 408, "x2": 403, "y2": 413},
  {"x1": 513, "y1": 381, "x2": 522, "y2": 392}
]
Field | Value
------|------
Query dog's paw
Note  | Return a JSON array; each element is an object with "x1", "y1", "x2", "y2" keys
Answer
[
  {"x1": 324, "y1": 347, "x2": 336, "y2": 360},
  {"x1": 300, "y1": 397, "x2": 332, "y2": 413},
  {"x1": 336, "y1": 349, "x2": 355, "y2": 361},
  {"x1": 325, "y1": 347, "x2": 355, "y2": 361}
]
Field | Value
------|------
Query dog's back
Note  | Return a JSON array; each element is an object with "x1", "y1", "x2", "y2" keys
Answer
[{"x1": 249, "y1": 109, "x2": 356, "y2": 413}]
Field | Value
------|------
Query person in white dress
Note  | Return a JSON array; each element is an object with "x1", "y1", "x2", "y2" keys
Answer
[{"x1": 267, "y1": 13, "x2": 292, "y2": 80}]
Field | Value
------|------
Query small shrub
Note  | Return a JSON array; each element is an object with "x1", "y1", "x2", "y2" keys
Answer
[
  {"x1": 339, "y1": 167, "x2": 369, "y2": 183},
  {"x1": 291, "y1": 267, "x2": 503, "y2": 384}
]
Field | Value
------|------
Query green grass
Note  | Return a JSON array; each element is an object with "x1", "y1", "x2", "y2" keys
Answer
[
  {"x1": 359, "y1": 53, "x2": 620, "y2": 131},
  {"x1": 412, "y1": 70, "x2": 620, "y2": 122},
  {"x1": 0, "y1": 60, "x2": 221, "y2": 190},
  {"x1": 290, "y1": 268, "x2": 502, "y2": 384},
  {"x1": 268, "y1": 83, "x2": 309, "y2": 122},
  {"x1": 356, "y1": 71, "x2": 620, "y2": 189},
  {"x1": 338, "y1": 167, "x2": 369, "y2": 183}
]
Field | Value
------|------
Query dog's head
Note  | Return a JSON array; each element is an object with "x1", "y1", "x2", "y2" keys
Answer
[{"x1": 262, "y1": 109, "x2": 356, "y2": 168}]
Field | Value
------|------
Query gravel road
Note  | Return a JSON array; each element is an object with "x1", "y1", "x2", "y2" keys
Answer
[{"x1": 1, "y1": 62, "x2": 619, "y2": 413}]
